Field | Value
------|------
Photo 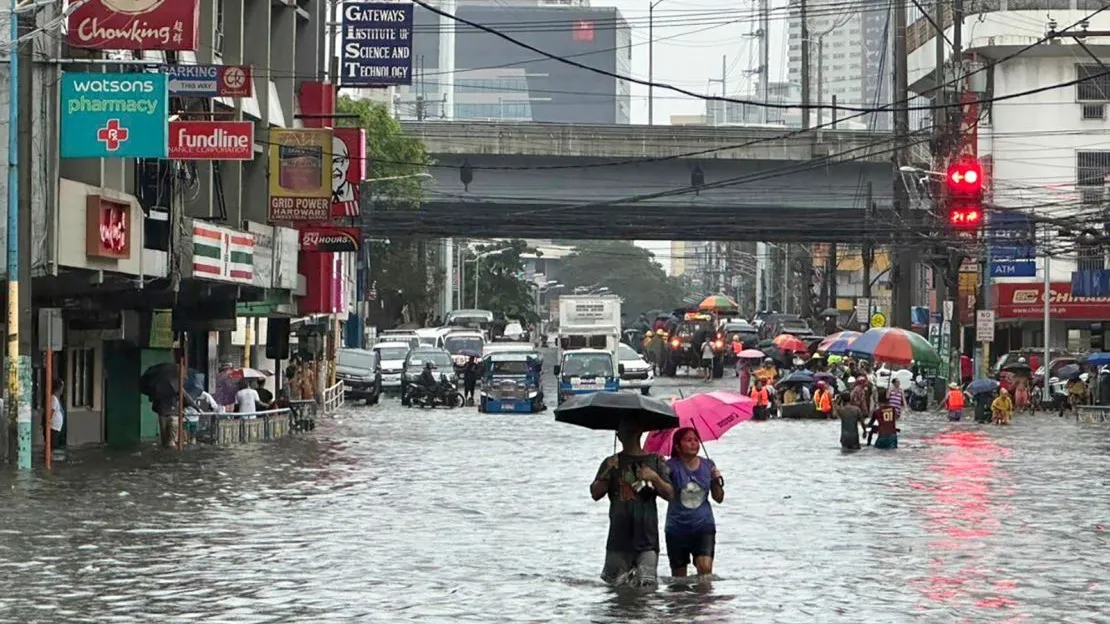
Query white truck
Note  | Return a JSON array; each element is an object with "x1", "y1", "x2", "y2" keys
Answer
[{"x1": 554, "y1": 295, "x2": 623, "y2": 404}]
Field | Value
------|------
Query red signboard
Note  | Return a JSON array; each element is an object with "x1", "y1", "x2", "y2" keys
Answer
[
  {"x1": 67, "y1": 0, "x2": 201, "y2": 51},
  {"x1": 331, "y1": 128, "x2": 366, "y2": 217},
  {"x1": 994, "y1": 281, "x2": 1110, "y2": 320},
  {"x1": 86, "y1": 195, "x2": 131, "y2": 260},
  {"x1": 169, "y1": 121, "x2": 254, "y2": 160},
  {"x1": 573, "y1": 20, "x2": 594, "y2": 42},
  {"x1": 300, "y1": 227, "x2": 361, "y2": 253}
]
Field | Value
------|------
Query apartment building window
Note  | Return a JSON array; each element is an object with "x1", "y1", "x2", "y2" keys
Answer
[
  {"x1": 1077, "y1": 64, "x2": 1110, "y2": 101},
  {"x1": 69, "y1": 348, "x2": 96, "y2": 410}
]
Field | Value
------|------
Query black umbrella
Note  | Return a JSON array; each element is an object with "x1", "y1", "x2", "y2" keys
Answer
[
  {"x1": 1001, "y1": 363, "x2": 1032, "y2": 375},
  {"x1": 1057, "y1": 364, "x2": 1081, "y2": 380},
  {"x1": 819, "y1": 307, "x2": 839, "y2": 318},
  {"x1": 554, "y1": 391, "x2": 679, "y2": 431},
  {"x1": 777, "y1": 370, "x2": 815, "y2": 387}
]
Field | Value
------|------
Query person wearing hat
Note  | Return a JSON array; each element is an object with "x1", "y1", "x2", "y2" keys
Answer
[
  {"x1": 942, "y1": 382, "x2": 966, "y2": 422},
  {"x1": 214, "y1": 362, "x2": 237, "y2": 410},
  {"x1": 813, "y1": 380, "x2": 834, "y2": 419}
]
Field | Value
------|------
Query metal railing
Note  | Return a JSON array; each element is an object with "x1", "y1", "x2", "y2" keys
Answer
[
  {"x1": 322, "y1": 381, "x2": 344, "y2": 414},
  {"x1": 190, "y1": 408, "x2": 294, "y2": 446}
]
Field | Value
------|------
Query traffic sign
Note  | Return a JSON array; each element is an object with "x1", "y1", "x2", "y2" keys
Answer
[
  {"x1": 870, "y1": 312, "x2": 887, "y2": 328},
  {"x1": 976, "y1": 310, "x2": 995, "y2": 342}
]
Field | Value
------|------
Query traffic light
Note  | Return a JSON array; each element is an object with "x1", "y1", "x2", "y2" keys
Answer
[{"x1": 945, "y1": 159, "x2": 984, "y2": 233}]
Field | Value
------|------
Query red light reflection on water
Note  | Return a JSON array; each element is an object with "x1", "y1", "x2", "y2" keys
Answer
[{"x1": 908, "y1": 430, "x2": 1021, "y2": 614}]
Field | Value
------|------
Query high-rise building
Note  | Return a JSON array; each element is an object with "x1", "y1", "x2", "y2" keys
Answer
[
  {"x1": 398, "y1": 2, "x2": 631, "y2": 123},
  {"x1": 786, "y1": 0, "x2": 892, "y2": 130}
]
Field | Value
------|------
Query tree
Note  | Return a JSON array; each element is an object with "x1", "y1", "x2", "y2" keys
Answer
[
  {"x1": 335, "y1": 97, "x2": 440, "y2": 327},
  {"x1": 459, "y1": 240, "x2": 541, "y2": 324},
  {"x1": 557, "y1": 241, "x2": 686, "y2": 325}
]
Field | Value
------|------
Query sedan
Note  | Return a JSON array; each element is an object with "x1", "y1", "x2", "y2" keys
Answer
[{"x1": 617, "y1": 343, "x2": 654, "y2": 395}]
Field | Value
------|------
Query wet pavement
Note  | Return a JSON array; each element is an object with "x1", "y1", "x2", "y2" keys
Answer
[{"x1": 1, "y1": 370, "x2": 1109, "y2": 623}]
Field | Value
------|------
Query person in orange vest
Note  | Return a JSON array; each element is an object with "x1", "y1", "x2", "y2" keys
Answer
[
  {"x1": 749, "y1": 377, "x2": 772, "y2": 420},
  {"x1": 942, "y1": 382, "x2": 966, "y2": 422},
  {"x1": 813, "y1": 381, "x2": 834, "y2": 419}
]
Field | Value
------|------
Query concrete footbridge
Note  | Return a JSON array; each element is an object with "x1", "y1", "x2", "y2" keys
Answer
[{"x1": 372, "y1": 122, "x2": 899, "y2": 241}]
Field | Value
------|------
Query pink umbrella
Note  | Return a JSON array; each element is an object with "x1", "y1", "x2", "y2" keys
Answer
[
  {"x1": 738, "y1": 348, "x2": 765, "y2": 359},
  {"x1": 643, "y1": 391, "x2": 754, "y2": 456}
]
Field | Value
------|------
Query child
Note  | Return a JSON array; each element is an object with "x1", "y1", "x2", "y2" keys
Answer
[
  {"x1": 942, "y1": 382, "x2": 965, "y2": 422},
  {"x1": 991, "y1": 387, "x2": 1014, "y2": 425},
  {"x1": 867, "y1": 390, "x2": 899, "y2": 449}
]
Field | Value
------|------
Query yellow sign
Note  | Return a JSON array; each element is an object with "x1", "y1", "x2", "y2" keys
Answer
[
  {"x1": 149, "y1": 309, "x2": 174, "y2": 349},
  {"x1": 267, "y1": 128, "x2": 333, "y2": 222},
  {"x1": 870, "y1": 312, "x2": 887, "y2": 328}
]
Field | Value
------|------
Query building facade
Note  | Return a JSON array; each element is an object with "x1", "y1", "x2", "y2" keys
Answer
[
  {"x1": 786, "y1": 0, "x2": 892, "y2": 130},
  {"x1": 0, "y1": 0, "x2": 342, "y2": 453},
  {"x1": 906, "y1": 4, "x2": 1110, "y2": 351},
  {"x1": 399, "y1": 2, "x2": 631, "y2": 123}
]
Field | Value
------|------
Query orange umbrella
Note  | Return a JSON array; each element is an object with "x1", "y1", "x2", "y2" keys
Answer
[
  {"x1": 772, "y1": 334, "x2": 808, "y2": 352},
  {"x1": 697, "y1": 294, "x2": 738, "y2": 312}
]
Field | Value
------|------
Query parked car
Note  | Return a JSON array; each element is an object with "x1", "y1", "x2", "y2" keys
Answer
[
  {"x1": 401, "y1": 347, "x2": 454, "y2": 407},
  {"x1": 337, "y1": 348, "x2": 381, "y2": 405},
  {"x1": 617, "y1": 343, "x2": 654, "y2": 395},
  {"x1": 372, "y1": 341, "x2": 410, "y2": 392}
]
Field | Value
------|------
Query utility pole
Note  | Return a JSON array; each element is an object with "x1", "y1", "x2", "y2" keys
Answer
[
  {"x1": 816, "y1": 36, "x2": 824, "y2": 124},
  {"x1": 890, "y1": 0, "x2": 913, "y2": 329},
  {"x1": 759, "y1": 0, "x2": 770, "y2": 123},
  {"x1": 862, "y1": 181, "x2": 875, "y2": 331},
  {"x1": 708, "y1": 55, "x2": 727, "y2": 124},
  {"x1": 800, "y1": 0, "x2": 811, "y2": 130}
]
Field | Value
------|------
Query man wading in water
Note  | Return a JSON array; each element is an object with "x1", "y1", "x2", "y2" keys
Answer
[{"x1": 591, "y1": 421, "x2": 674, "y2": 587}]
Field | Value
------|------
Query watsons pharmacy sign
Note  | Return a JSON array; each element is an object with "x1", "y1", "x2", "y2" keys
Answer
[
  {"x1": 341, "y1": 3, "x2": 414, "y2": 86},
  {"x1": 60, "y1": 72, "x2": 168, "y2": 159}
]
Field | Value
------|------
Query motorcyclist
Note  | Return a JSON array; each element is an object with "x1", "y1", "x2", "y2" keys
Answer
[{"x1": 419, "y1": 362, "x2": 437, "y2": 391}]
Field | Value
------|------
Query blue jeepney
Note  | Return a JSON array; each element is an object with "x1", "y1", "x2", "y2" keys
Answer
[
  {"x1": 555, "y1": 348, "x2": 621, "y2": 405},
  {"x1": 478, "y1": 351, "x2": 545, "y2": 413}
]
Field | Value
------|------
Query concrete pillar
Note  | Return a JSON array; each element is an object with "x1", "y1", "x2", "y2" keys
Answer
[
  {"x1": 436, "y1": 0, "x2": 455, "y2": 119},
  {"x1": 270, "y1": 6, "x2": 296, "y2": 127}
]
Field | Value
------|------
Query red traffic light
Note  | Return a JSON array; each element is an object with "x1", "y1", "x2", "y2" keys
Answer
[
  {"x1": 946, "y1": 160, "x2": 984, "y2": 198},
  {"x1": 948, "y1": 204, "x2": 982, "y2": 228}
]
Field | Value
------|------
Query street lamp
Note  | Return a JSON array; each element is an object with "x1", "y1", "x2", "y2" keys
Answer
[
  {"x1": 648, "y1": 0, "x2": 668, "y2": 126},
  {"x1": 469, "y1": 247, "x2": 510, "y2": 308}
]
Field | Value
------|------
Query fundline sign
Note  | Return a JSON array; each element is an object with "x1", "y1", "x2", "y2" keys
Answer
[
  {"x1": 341, "y1": 2, "x2": 414, "y2": 86},
  {"x1": 169, "y1": 121, "x2": 255, "y2": 160}
]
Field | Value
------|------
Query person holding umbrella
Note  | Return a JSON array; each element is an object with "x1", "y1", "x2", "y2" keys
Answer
[{"x1": 590, "y1": 420, "x2": 675, "y2": 587}]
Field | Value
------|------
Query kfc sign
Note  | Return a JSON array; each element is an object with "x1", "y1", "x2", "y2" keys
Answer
[
  {"x1": 86, "y1": 195, "x2": 131, "y2": 260},
  {"x1": 994, "y1": 281, "x2": 1110, "y2": 320},
  {"x1": 67, "y1": 0, "x2": 200, "y2": 51},
  {"x1": 331, "y1": 128, "x2": 366, "y2": 217}
]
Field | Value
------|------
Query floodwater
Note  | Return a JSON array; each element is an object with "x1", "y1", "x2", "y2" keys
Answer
[{"x1": 1, "y1": 376, "x2": 1109, "y2": 623}]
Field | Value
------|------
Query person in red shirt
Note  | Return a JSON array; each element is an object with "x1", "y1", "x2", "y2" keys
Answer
[{"x1": 867, "y1": 390, "x2": 899, "y2": 449}]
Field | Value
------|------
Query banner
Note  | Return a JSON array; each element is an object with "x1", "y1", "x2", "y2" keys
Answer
[
  {"x1": 331, "y1": 128, "x2": 366, "y2": 217},
  {"x1": 166, "y1": 65, "x2": 252, "y2": 97},
  {"x1": 169, "y1": 121, "x2": 254, "y2": 160},
  {"x1": 994, "y1": 281, "x2": 1110, "y2": 320},
  {"x1": 300, "y1": 227, "x2": 361, "y2": 253},
  {"x1": 66, "y1": 0, "x2": 200, "y2": 51},
  {"x1": 268, "y1": 128, "x2": 332, "y2": 221},
  {"x1": 60, "y1": 72, "x2": 168, "y2": 159},
  {"x1": 340, "y1": 2, "x2": 414, "y2": 86}
]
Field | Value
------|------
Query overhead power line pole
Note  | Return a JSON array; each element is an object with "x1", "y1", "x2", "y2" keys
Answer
[
  {"x1": 890, "y1": 0, "x2": 913, "y2": 329},
  {"x1": 759, "y1": 0, "x2": 770, "y2": 123},
  {"x1": 800, "y1": 0, "x2": 811, "y2": 131}
]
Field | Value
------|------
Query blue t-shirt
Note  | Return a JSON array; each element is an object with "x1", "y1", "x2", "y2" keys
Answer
[{"x1": 665, "y1": 457, "x2": 716, "y2": 535}]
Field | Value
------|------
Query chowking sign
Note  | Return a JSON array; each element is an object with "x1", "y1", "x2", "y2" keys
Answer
[
  {"x1": 67, "y1": 0, "x2": 201, "y2": 51},
  {"x1": 300, "y1": 227, "x2": 361, "y2": 253},
  {"x1": 268, "y1": 128, "x2": 333, "y2": 222}
]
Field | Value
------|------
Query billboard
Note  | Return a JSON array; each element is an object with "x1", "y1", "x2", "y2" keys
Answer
[
  {"x1": 166, "y1": 65, "x2": 253, "y2": 98},
  {"x1": 994, "y1": 281, "x2": 1110, "y2": 320},
  {"x1": 60, "y1": 72, "x2": 168, "y2": 159},
  {"x1": 267, "y1": 128, "x2": 333, "y2": 222},
  {"x1": 300, "y1": 227, "x2": 361, "y2": 253},
  {"x1": 66, "y1": 0, "x2": 200, "y2": 51},
  {"x1": 331, "y1": 128, "x2": 366, "y2": 217},
  {"x1": 341, "y1": 3, "x2": 414, "y2": 86},
  {"x1": 169, "y1": 121, "x2": 254, "y2": 160}
]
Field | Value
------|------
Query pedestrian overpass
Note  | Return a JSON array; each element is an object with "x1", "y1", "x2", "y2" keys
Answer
[{"x1": 365, "y1": 122, "x2": 900, "y2": 242}]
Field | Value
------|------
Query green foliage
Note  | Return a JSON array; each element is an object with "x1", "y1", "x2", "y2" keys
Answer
[
  {"x1": 557, "y1": 241, "x2": 686, "y2": 323},
  {"x1": 459, "y1": 240, "x2": 541, "y2": 324},
  {"x1": 335, "y1": 97, "x2": 440, "y2": 325}
]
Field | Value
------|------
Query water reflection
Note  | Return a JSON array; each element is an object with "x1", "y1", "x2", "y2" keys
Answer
[{"x1": 0, "y1": 399, "x2": 1109, "y2": 622}]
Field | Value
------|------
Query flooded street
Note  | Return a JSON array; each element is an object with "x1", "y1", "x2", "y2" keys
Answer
[{"x1": 2, "y1": 374, "x2": 1109, "y2": 623}]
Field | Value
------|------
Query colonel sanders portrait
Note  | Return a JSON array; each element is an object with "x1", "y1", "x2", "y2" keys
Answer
[{"x1": 332, "y1": 134, "x2": 354, "y2": 204}]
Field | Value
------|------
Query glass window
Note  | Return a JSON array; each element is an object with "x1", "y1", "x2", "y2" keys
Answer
[{"x1": 69, "y1": 348, "x2": 95, "y2": 409}]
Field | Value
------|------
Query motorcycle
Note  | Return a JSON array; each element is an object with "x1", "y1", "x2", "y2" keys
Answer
[{"x1": 404, "y1": 375, "x2": 464, "y2": 408}]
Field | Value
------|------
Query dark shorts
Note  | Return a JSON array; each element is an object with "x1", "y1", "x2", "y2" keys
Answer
[
  {"x1": 665, "y1": 529, "x2": 716, "y2": 570},
  {"x1": 601, "y1": 550, "x2": 658, "y2": 587},
  {"x1": 874, "y1": 434, "x2": 898, "y2": 449}
]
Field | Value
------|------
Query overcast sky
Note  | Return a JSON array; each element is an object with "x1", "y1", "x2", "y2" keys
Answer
[{"x1": 594, "y1": 0, "x2": 789, "y2": 270}]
